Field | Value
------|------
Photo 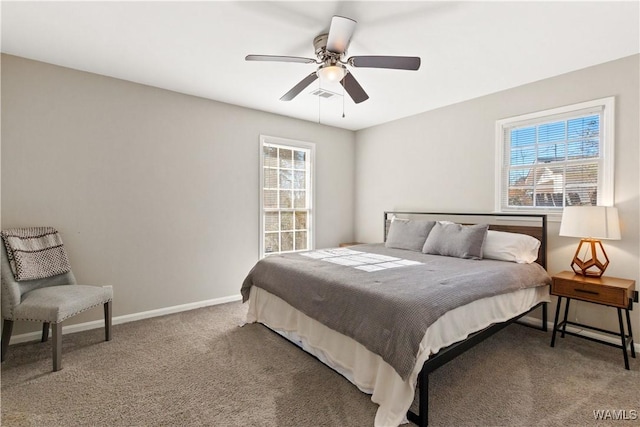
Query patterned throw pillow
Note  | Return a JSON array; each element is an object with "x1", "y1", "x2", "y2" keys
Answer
[{"x1": 1, "y1": 227, "x2": 71, "y2": 281}]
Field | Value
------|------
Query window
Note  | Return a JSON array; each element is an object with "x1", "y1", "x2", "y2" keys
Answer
[
  {"x1": 495, "y1": 97, "x2": 614, "y2": 214},
  {"x1": 260, "y1": 136, "x2": 315, "y2": 257}
]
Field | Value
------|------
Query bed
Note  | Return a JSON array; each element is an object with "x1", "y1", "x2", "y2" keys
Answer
[{"x1": 242, "y1": 212, "x2": 551, "y2": 426}]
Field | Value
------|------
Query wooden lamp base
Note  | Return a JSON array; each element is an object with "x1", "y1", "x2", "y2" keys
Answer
[{"x1": 570, "y1": 238, "x2": 609, "y2": 278}]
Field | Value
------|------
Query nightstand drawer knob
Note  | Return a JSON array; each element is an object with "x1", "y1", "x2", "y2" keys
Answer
[{"x1": 574, "y1": 288, "x2": 599, "y2": 296}]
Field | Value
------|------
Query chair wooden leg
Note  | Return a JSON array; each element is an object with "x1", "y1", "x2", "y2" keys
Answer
[
  {"x1": 52, "y1": 323, "x2": 62, "y2": 372},
  {"x1": 42, "y1": 322, "x2": 50, "y2": 342},
  {"x1": 104, "y1": 301, "x2": 112, "y2": 342},
  {"x1": 1, "y1": 319, "x2": 14, "y2": 362}
]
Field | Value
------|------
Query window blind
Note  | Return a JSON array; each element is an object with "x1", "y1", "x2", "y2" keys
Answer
[{"x1": 500, "y1": 105, "x2": 605, "y2": 210}]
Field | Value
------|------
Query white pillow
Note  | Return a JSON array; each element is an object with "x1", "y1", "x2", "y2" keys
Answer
[{"x1": 482, "y1": 230, "x2": 541, "y2": 264}]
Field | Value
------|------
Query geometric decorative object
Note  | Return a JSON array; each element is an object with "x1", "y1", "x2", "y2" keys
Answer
[
  {"x1": 569, "y1": 238, "x2": 609, "y2": 277},
  {"x1": 560, "y1": 206, "x2": 621, "y2": 277}
]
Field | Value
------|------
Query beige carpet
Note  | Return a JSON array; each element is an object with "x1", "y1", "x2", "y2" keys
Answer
[{"x1": 1, "y1": 301, "x2": 638, "y2": 426}]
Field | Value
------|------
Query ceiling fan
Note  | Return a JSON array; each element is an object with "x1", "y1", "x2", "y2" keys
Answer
[{"x1": 245, "y1": 15, "x2": 421, "y2": 104}]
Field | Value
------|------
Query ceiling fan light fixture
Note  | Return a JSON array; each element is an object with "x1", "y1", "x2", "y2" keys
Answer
[
  {"x1": 317, "y1": 64, "x2": 347, "y2": 82},
  {"x1": 246, "y1": 15, "x2": 420, "y2": 103}
]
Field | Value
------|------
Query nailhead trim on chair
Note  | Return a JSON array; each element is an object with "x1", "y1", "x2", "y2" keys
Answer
[
  {"x1": 1, "y1": 280, "x2": 15, "y2": 319},
  {"x1": 9, "y1": 298, "x2": 113, "y2": 323}
]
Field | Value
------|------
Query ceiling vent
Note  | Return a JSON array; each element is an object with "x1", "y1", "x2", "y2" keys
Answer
[{"x1": 310, "y1": 88, "x2": 342, "y2": 99}]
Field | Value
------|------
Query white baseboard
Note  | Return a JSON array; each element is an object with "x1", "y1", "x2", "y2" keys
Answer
[
  {"x1": 519, "y1": 314, "x2": 640, "y2": 353},
  {"x1": 9, "y1": 303, "x2": 638, "y2": 355},
  {"x1": 8, "y1": 294, "x2": 243, "y2": 345}
]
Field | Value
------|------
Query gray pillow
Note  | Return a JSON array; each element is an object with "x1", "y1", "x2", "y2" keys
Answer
[
  {"x1": 385, "y1": 220, "x2": 436, "y2": 251},
  {"x1": 422, "y1": 222, "x2": 489, "y2": 259}
]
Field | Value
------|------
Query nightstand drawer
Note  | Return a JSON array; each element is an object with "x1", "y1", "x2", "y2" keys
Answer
[{"x1": 552, "y1": 278, "x2": 627, "y2": 307}]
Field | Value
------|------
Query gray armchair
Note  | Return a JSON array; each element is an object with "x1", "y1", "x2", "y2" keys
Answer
[{"x1": 1, "y1": 242, "x2": 113, "y2": 371}]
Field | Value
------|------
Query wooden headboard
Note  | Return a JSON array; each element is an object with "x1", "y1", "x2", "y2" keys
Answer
[{"x1": 383, "y1": 212, "x2": 547, "y2": 269}]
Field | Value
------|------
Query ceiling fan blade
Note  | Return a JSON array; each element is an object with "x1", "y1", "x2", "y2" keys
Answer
[
  {"x1": 246, "y1": 55, "x2": 316, "y2": 64},
  {"x1": 340, "y1": 72, "x2": 369, "y2": 104},
  {"x1": 326, "y1": 16, "x2": 357, "y2": 54},
  {"x1": 280, "y1": 72, "x2": 319, "y2": 101},
  {"x1": 349, "y1": 55, "x2": 421, "y2": 70}
]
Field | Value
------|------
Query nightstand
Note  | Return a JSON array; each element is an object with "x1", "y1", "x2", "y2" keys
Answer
[
  {"x1": 339, "y1": 242, "x2": 363, "y2": 247},
  {"x1": 550, "y1": 271, "x2": 638, "y2": 369}
]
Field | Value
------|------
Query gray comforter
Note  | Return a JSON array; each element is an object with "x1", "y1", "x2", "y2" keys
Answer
[{"x1": 241, "y1": 244, "x2": 550, "y2": 380}]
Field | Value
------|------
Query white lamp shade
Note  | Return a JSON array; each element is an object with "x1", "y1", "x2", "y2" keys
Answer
[
  {"x1": 559, "y1": 206, "x2": 621, "y2": 240},
  {"x1": 317, "y1": 65, "x2": 347, "y2": 82}
]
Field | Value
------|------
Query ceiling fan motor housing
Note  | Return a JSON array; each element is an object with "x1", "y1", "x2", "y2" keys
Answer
[{"x1": 313, "y1": 33, "x2": 344, "y2": 64}]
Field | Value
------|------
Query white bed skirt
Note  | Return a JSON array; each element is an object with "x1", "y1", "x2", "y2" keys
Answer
[{"x1": 246, "y1": 285, "x2": 550, "y2": 427}]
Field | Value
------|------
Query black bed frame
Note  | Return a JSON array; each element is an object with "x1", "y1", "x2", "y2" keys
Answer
[
  {"x1": 384, "y1": 212, "x2": 548, "y2": 427},
  {"x1": 408, "y1": 301, "x2": 547, "y2": 426},
  {"x1": 263, "y1": 212, "x2": 549, "y2": 426}
]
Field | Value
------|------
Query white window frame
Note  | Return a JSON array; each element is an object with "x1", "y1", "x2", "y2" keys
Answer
[
  {"x1": 259, "y1": 135, "x2": 316, "y2": 258},
  {"x1": 495, "y1": 97, "x2": 615, "y2": 218}
]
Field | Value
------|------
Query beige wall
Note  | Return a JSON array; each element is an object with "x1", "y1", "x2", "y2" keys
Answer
[
  {"x1": 354, "y1": 54, "x2": 640, "y2": 338},
  {"x1": 3, "y1": 53, "x2": 639, "y2": 342},
  {"x1": 1, "y1": 54, "x2": 356, "y2": 333}
]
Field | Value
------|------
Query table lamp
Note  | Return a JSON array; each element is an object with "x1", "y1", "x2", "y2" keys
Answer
[{"x1": 559, "y1": 206, "x2": 621, "y2": 277}]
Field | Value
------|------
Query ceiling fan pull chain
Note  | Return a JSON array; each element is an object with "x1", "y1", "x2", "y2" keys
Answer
[
  {"x1": 318, "y1": 78, "x2": 321, "y2": 124},
  {"x1": 342, "y1": 80, "x2": 346, "y2": 118}
]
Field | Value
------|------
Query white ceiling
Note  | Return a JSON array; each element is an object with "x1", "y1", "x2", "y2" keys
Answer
[{"x1": 2, "y1": 1, "x2": 639, "y2": 131}]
